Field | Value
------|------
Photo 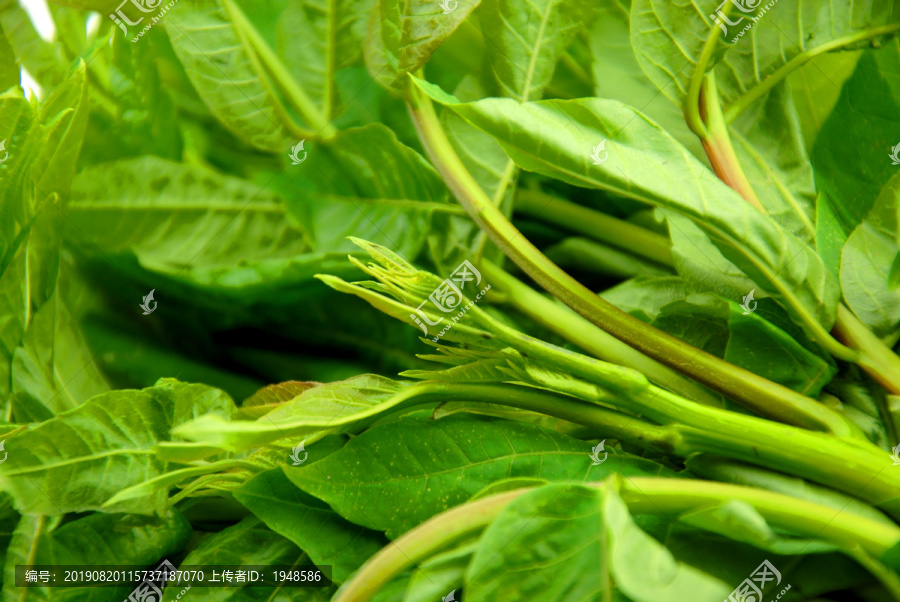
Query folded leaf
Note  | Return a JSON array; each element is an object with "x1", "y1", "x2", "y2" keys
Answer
[{"x1": 417, "y1": 79, "x2": 841, "y2": 340}]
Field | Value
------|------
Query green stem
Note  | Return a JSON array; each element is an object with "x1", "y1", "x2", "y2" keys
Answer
[
  {"x1": 481, "y1": 260, "x2": 721, "y2": 406},
  {"x1": 223, "y1": 0, "x2": 335, "y2": 138},
  {"x1": 406, "y1": 80, "x2": 860, "y2": 438},
  {"x1": 684, "y1": 12, "x2": 726, "y2": 138},
  {"x1": 833, "y1": 304, "x2": 900, "y2": 443},
  {"x1": 337, "y1": 477, "x2": 900, "y2": 601},
  {"x1": 724, "y1": 23, "x2": 900, "y2": 123},
  {"x1": 618, "y1": 478, "x2": 900, "y2": 554},
  {"x1": 627, "y1": 387, "x2": 897, "y2": 515},
  {"x1": 515, "y1": 189, "x2": 674, "y2": 266},
  {"x1": 334, "y1": 488, "x2": 524, "y2": 602},
  {"x1": 698, "y1": 73, "x2": 765, "y2": 212}
]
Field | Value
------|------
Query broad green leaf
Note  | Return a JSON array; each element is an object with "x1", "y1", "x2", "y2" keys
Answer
[
  {"x1": 813, "y1": 42, "x2": 900, "y2": 233},
  {"x1": 287, "y1": 414, "x2": 676, "y2": 538},
  {"x1": 630, "y1": 0, "x2": 900, "y2": 110},
  {"x1": 65, "y1": 155, "x2": 317, "y2": 293},
  {"x1": 2, "y1": 510, "x2": 190, "y2": 602},
  {"x1": 481, "y1": 0, "x2": 591, "y2": 102},
  {"x1": 234, "y1": 468, "x2": 387, "y2": 582},
  {"x1": 0, "y1": 379, "x2": 235, "y2": 515},
  {"x1": 787, "y1": 51, "x2": 862, "y2": 152},
  {"x1": 729, "y1": 83, "x2": 816, "y2": 242},
  {"x1": 651, "y1": 294, "x2": 836, "y2": 397},
  {"x1": 276, "y1": 0, "x2": 373, "y2": 121},
  {"x1": 465, "y1": 482, "x2": 730, "y2": 601},
  {"x1": 162, "y1": 516, "x2": 337, "y2": 601},
  {"x1": 418, "y1": 80, "x2": 841, "y2": 339},
  {"x1": 276, "y1": 123, "x2": 457, "y2": 259},
  {"x1": 841, "y1": 171, "x2": 900, "y2": 338},
  {"x1": 364, "y1": 0, "x2": 481, "y2": 94},
  {"x1": 589, "y1": 0, "x2": 705, "y2": 159},
  {"x1": 173, "y1": 374, "x2": 414, "y2": 451},
  {"x1": 165, "y1": 0, "x2": 294, "y2": 151}
]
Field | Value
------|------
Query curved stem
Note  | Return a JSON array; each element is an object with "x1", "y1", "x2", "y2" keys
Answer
[
  {"x1": 337, "y1": 477, "x2": 900, "y2": 601},
  {"x1": 724, "y1": 23, "x2": 900, "y2": 123},
  {"x1": 515, "y1": 189, "x2": 674, "y2": 266},
  {"x1": 698, "y1": 72, "x2": 765, "y2": 211},
  {"x1": 684, "y1": 13, "x2": 726, "y2": 138},
  {"x1": 406, "y1": 80, "x2": 860, "y2": 438}
]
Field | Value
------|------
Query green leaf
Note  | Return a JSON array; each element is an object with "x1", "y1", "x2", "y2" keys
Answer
[
  {"x1": 0, "y1": 3, "x2": 66, "y2": 90},
  {"x1": 165, "y1": 0, "x2": 295, "y2": 150},
  {"x1": 465, "y1": 482, "x2": 730, "y2": 601},
  {"x1": 365, "y1": 0, "x2": 481, "y2": 94},
  {"x1": 787, "y1": 51, "x2": 862, "y2": 152},
  {"x1": 729, "y1": 83, "x2": 816, "y2": 242},
  {"x1": 813, "y1": 42, "x2": 900, "y2": 233},
  {"x1": 840, "y1": 171, "x2": 900, "y2": 338},
  {"x1": 287, "y1": 414, "x2": 676, "y2": 538},
  {"x1": 481, "y1": 0, "x2": 591, "y2": 102},
  {"x1": 234, "y1": 468, "x2": 388, "y2": 582},
  {"x1": 65, "y1": 155, "x2": 316, "y2": 291},
  {"x1": 276, "y1": 0, "x2": 373, "y2": 121},
  {"x1": 418, "y1": 80, "x2": 841, "y2": 341},
  {"x1": 2, "y1": 510, "x2": 190, "y2": 601},
  {"x1": 275, "y1": 123, "x2": 456, "y2": 259},
  {"x1": 162, "y1": 516, "x2": 336, "y2": 601},
  {"x1": 589, "y1": 0, "x2": 705, "y2": 158},
  {"x1": 816, "y1": 191, "x2": 848, "y2": 279},
  {"x1": 651, "y1": 294, "x2": 836, "y2": 397},
  {"x1": 0, "y1": 26, "x2": 17, "y2": 91},
  {"x1": 0, "y1": 379, "x2": 235, "y2": 515},
  {"x1": 173, "y1": 374, "x2": 413, "y2": 451},
  {"x1": 630, "y1": 0, "x2": 900, "y2": 110},
  {"x1": 403, "y1": 540, "x2": 477, "y2": 602}
]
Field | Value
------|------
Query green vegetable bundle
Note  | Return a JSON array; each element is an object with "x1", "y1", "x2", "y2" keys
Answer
[{"x1": 1, "y1": 0, "x2": 900, "y2": 599}]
